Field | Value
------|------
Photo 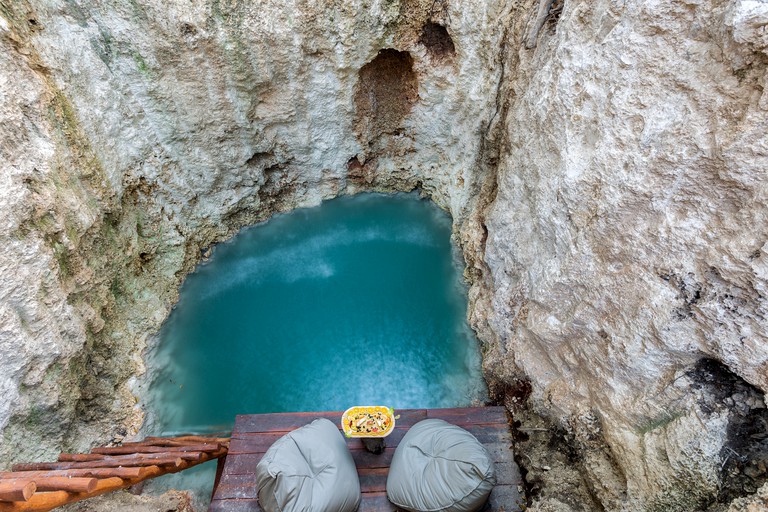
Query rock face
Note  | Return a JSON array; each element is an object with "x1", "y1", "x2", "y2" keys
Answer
[
  {"x1": 0, "y1": 0, "x2": 766, "y2": 511},
  {"x1": 481, "y1": 0, "x2": 768, "y2": 508},
  {"x1": 0, "y1": 0, "x2": 506, "y2": 471}
]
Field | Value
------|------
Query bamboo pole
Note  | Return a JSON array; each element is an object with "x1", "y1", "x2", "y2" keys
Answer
[{"x1": 0, "y1": 482, "x2": 35, "y2": 503}]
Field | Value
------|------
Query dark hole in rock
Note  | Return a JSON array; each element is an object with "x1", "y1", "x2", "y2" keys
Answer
[
  {"x1": 347, "y1": 155, "x2": 363, "y2": 171},
  {"x1": 245, "y1": 151, "x2": 274, "y2": 167},
  {"x1": 687, "y1": 358, "x2": 768, "y2": 502},
  {"x1": 547, "y1": 0, "x2": 565, "y2": 26},
  {"x1": 354, "y1": 49, "x2": 418, "y2": 142},
  {"x1": 180, "y1": 22, "x2": 196, "y2": 36},
  {"x1": 489, "y1": 377, "x2": 532, "y2": 410},
  {"x1": 420, "y1": 22, "x2": 456, "y2": 58}
]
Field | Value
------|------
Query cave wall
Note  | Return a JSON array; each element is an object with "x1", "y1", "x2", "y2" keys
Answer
[
  {"x1": 0, "y1": 0, "x2": 510, "y2": 464},
  {"x1": 1, "y1": 0, "x2": 767, "y2": 510},
  {"x1": 480, "y1": 0, "x2": 768, "y2": 509}
]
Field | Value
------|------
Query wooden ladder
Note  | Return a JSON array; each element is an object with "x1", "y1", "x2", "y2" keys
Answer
[{"x1": 0, "y1": 435, "x2": 229, "y2": 511}]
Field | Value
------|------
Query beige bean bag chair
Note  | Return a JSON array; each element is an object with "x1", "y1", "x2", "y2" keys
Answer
[
  {"x1": 386, "y1": 419, "x2": 496, "y2": 512},
  {"x1": 256, "y1": 418, "x2": 360, "y2": 512}
]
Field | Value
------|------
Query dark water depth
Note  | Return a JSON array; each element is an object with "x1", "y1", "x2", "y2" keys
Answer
[{"x1": 142, "y1": 193, "x2": 487, "y2": 503}]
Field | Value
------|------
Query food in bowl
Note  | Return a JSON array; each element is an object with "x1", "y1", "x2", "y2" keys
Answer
[{"x1": 341, "y1": 406, "x2": 396, "y2": 438}]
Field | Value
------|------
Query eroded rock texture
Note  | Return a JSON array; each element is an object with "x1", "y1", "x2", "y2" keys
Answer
[
  {"x1": 0, "y1": 0, "x2": 506, "y2": 468},
  {"x1": 0, "y1": 0, "x2": 766, "y2": 510},
  {"x1": 481, "y1": 0, "x2": 768, "y2": 509}
]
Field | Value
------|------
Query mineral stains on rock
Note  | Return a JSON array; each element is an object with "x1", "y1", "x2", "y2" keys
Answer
[
  {"x1": 420, "y1": 22, "x2": 456, "y2": 60},
  {"x1": 354, "y1": 49, "x2": 418, "y2": 144},
  {"x1": 687, "y1": 359, "x2": 768, "y2": 504}
]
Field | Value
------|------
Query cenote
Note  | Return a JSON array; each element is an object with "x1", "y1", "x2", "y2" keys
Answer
[{"x1": 143, "y1": 193, "x2": 488, "y2": 501}]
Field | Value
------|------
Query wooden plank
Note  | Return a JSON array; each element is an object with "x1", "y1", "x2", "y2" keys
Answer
[
  {"x1": 494, "y1": 461, "x2": 523, "y2": 486},
  {"x1": 210, "y1": 466, "x2": 398, "y2": 497},
  {"x1": 212, "y1": 457, "x2": 226, "y2": 501},
  {"x1": 227, "y1": 434, "x2": 283, "y2": 455},
  {"x1": 0, "y1": 477, "x2": 124, "y2": 512},
  {"x1": 357, "y1": 493, "x2": 397, "y2": 512},
  {"x1": 228, "y1": 424, "x2": 510, "y2": 456},
  {"x1": 233, "y1": 411, "x2": 343, "y2": 434},
  {"x1": 357, "y1": 467, "x2": 388, "y2": 493},
  {"x1": 482, "y1": 442, "x2": 516, "y2": 464},
  {"x1": 213, "y1": 465, "x2": 517, "y2": 506},
  {"x1": 212, "y1": 407, "x2": 520, "y2": 512},
  {"x1": 142, "y1": 436, "x2": 229, "y2": 445},
  {"x1": 351, "y1": 447, "x2": 395, "y2": 469},
  {"x1": 232, "y1": 409, "x2": 428, "y2": 434},
  {"x1": 427, "y1": 406, "x2": 508, "y2": 425},
  {"x1": 487, "y1": 484, "x2": 524, "y2": 511},
  {"x1": 211, "y1": 492, "x2": 401, "y2": 512},
  {"x1": 214, "y1": 474, "x2": 258, "y2": 500},
  {"x1": 208, "y1": 499, "x2": 261, "y2": 512},
  {"x1": 220, "y1": 454, "x2": 263, "y2": 476}
]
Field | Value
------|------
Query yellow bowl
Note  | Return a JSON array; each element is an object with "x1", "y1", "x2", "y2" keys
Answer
[{"x1": 341, "y1": 406, "x2": 396, "y2": 438}]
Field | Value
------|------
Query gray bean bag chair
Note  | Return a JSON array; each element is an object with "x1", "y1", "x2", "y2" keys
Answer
[
  {"x1": 386, "y1": 419, "x2": 496, "y2": 512},
  {"x1": 256, "y1": 418, "x2": 361, "y2": 512}
]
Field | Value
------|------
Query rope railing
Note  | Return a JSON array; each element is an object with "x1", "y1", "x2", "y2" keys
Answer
[{"x1": 0, "y1": 435, "x2": 229, "y2": 511}]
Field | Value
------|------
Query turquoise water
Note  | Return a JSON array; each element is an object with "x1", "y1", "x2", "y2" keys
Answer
[{"x1": 143, "y1": 193, "x2": 487, "y2": 502}]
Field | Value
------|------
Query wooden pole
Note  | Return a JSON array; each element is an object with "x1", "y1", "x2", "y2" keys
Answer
[
  {"x1": 0, "y1": 478, "x2": 97, "y2": 494},
  {"x1": 0, "y1": 433, "x2": 228, "y2": 511},
  {"x1": 12, "y1": 457, "x2": 182, "y2": 472},
  {"x1": 59, "y1": 452, "x2": 203, "y2": 463},
  {"x1": 0, "y1": 481, "x2": 36, "y2": 502},
  {"x1": 90, "y1": 443, "x2": 222, "y2": 455},
  {"x1": 139, "y1": 436, "x2": 229, "y2": 445},
  {"x1": 0, "y1": 467, "x2": 143, "y2": 480},
  {"x1": 149, "y1": 435, "x2": 228, "y2": 442},
  {"x1": 0, "y1": 477, "x2": 124, "y2": 512}
]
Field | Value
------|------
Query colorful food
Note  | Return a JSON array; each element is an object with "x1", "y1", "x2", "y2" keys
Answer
[{"x1": 341, "y1": 406, "x2": 396, "y2": 438}]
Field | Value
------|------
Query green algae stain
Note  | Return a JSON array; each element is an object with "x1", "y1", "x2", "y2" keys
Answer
[{"x1": 132, "y1": 50, "x2": 150, "y2": 75}]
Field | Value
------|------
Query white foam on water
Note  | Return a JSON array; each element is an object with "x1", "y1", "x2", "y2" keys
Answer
[{"x1": 199, "y1": 223, "x2": 441, "y2": 299}]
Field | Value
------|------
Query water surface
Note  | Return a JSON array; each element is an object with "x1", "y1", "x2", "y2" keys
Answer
[{"x1": 143, "y1": 193, "x2": 487, "y2": 502}]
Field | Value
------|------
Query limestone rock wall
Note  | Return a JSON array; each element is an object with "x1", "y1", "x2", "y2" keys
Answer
[
  {"x1": 481, "y1": 0, "x2": 768, "y2": 509},
  {"x1": 1, "y1": 0, "x2": 767, "y2": 510},
  {"x1": 0, "y1": 0, "x2": 509, "y2": 465}
]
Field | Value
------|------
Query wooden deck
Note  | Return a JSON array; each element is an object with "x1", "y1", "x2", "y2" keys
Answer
[{"x1": 210, "y1": 407, "x2": 523, "y2": 512}]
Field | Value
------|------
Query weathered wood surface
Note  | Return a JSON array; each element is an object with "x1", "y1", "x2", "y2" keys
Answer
[
  {"x1": 0, "y1": 437, "x2": 228, "y2": 512},
  {"x1": 210, "y1": 407, "x2": 523, "y2": 512}
]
